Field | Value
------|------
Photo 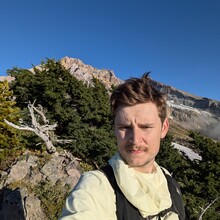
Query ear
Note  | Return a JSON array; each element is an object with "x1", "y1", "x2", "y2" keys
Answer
[{"x1": 161, "y1": 118, "x2": 169, "y2": 139}]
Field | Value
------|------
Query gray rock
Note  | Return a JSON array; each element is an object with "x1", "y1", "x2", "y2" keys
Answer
[
  {"x1": 0, "y1": 151, "x2": 82, "y2": 220},
  {"x1": 24, "y1": 194, "x2": 46, "y2": 220}
]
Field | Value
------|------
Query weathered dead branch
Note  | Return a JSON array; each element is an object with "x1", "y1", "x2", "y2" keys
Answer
[
  {"x1": 5, "y1": 101, "x2": 58, "y2": 153},
  {"x1": 198, "y1": 196, "x2": 220, "y2": 220}
]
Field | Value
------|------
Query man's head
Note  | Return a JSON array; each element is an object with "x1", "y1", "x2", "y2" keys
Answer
[
  {"x1": 110, "y1": 73, "x2": 169, "y2": 173},
  {"x1": 110, "y1": 73, "x2": 167, "y2": 123}
]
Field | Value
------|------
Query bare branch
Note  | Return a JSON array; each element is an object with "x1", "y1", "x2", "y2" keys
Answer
[
  {"x1": 4, "y1": 119, "x2": 35, "y2": 132},
  {"x1": 28, "y1": 102, "x2": 37, "y2": 127},
  {"x1": 32, "y1": 103, "x2": 49, "y2": 124},
  {"x1": 56, "y1": 139, "x2": 73, "y2": 144},
  {"x1": 5, "y1": 101, "x2": 57, "y2": 154},
  {"x1": 199, "y1": 196, "x2": 220, "y2": 220}
]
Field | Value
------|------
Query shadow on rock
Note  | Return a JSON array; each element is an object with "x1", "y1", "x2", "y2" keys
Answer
[{"x1": 0, "y1": 187, "x2": 25, "y2": 220}]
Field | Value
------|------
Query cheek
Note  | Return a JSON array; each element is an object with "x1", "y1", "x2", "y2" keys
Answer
[
  {"x1": 153, "y1": 138, "x2": 161, "y2": 153},
  {"x1": 115, "y1": 130, "x2": 126, "y2": 145},
  {"x1": 115, "y1": 129, "x2": 124, "y2": 138},
  {"x1": 144, "y1": 133, "x2": 161, "y2": 148}
]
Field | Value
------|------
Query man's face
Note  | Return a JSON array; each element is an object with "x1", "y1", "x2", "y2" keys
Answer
[{"x1": 114, "y1": 102, "x2": 169, "y2": 173}]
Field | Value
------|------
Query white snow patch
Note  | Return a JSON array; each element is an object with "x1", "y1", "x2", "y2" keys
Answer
[
  {"x1": 172, "y1": 142, "x2": 202, "y2": 161},
  {"x1": 167, "y1": 100, "x2": 212, "y2": 117}
]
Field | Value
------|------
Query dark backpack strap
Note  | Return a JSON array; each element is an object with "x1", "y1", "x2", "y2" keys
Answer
[
  {"x1": 101, "y1": 165, "x2": 187, "y2": 220},
  {"x1": 101, "y1": 165, "x2": 117, "y2": 190},
  {"x1": 101, "y1": 165, "x2": 142, "y2": 220},
  {"x1": 161, "y1": 168, "x2": 187, "y2": 220}
]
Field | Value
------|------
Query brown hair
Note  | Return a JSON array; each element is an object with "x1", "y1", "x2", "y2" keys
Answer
[{"x1": 110, "y1": 73, "x2": 167, "y2": 123}]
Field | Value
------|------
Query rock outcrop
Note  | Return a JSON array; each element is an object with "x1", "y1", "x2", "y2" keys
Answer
[
  {"x1": 151, "y1": 80, "x2": 220, "y2": 140},
  {"x1": 60, "y1": 56, "x2": 123, "y2": 89},
  {"x1": 0, "y1": 76, "x2": 15, "y2": 83},
  {"x1": 0, "y1": 151, "x2": 81, "y2": 220}
]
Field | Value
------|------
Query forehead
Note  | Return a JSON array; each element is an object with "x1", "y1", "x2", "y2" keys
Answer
[{"x1": 115, "y1": 103, "x2": 160, "y2": 122}]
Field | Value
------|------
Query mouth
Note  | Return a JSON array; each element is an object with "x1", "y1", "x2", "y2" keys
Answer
[{"x1": 128, "y1": 148, "x2": 146, "y2": 154}]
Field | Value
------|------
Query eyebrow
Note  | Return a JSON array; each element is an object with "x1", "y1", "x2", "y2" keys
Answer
[
  {"x1": 116, "y1": 122, "x2": 131, "y2": 126},
  {"x1": 116, "y1": 122, "x2": 154, "y2": 127},
  {"x1": 138, "y1": 123, "x2": 154, "y2": 127}
]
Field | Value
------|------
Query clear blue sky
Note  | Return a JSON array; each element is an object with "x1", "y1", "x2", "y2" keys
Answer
[{"x1": 1, "y1": 0, "x2": 220, "y2": 101}]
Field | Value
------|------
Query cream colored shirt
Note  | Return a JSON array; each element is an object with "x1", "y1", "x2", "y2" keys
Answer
[{"x1": 59, "y1": 153, "x2": 179, "y2": 220}]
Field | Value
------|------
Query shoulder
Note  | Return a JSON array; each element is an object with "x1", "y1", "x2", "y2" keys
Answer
[
  {"x1": 75, "y1": 170, "x2": 114, "y2": 193},
  {"x1": 159, "y1": 166, "x2": 179, "y2": 187},
  {"x1": 60, "y1": 170, "x2": 116, "y2": 219},
  {"x1": 159, "y1": 166, "x2": 172, "y2": 176}
]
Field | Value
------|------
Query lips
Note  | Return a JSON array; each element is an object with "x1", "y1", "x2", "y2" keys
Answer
[
  {"x1": 127, "y1": 147, "x2": 146, "y2": 153},
  {"x1": 130, "y1": 149, "x2": 144, "y2": 154}
]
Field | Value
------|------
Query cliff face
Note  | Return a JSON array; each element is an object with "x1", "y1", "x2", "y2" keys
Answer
[
  {"x1": 151, "y1": 80, "x2": 220, "y2": 116},
  {"x1": 150, "y1": 80, "x2": 220, "y2": 140},
  {"x1": 60, "y1": 56, "x2": 123, "y2": 89}
]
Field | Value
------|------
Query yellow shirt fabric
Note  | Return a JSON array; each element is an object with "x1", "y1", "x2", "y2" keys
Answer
[{"x1": 59, "y1": 153, "x2": 179, "y2": 220}]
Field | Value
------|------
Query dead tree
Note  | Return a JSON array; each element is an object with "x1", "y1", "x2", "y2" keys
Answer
[{"x1": 5, "y1": 101, "x2": 57, "y2": 153}]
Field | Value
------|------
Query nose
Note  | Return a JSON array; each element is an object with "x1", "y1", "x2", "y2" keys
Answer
[{"x1": 129, "y1": 127, "x2": 142, "y2": 145}]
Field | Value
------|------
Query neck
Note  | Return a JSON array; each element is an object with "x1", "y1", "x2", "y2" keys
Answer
[{"x1": 133, "y1": 162, "x2": 157, "y2": 173}]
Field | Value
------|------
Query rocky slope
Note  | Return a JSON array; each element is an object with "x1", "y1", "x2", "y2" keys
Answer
[
  {"x1": 151, "y1": 80, "x2": 220, "y2": 140},
  {"x1": 0, "y1": 151, "x2": 81, "y2": 220},
  {"x1": 60, "y1": 56, "x2": 123, "y2": 89}
]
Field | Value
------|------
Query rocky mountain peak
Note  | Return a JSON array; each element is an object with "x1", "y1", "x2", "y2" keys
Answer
[
  {"x1": 60, "y1": 56, "x2": 123, "y2": 89},
  {"x1": 151, "y1": 80, "x2": 220, "y2": 116}
]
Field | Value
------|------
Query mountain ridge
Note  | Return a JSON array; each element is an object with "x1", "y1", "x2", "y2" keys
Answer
[
  {"x1": 59, "y1": 57, "x2": 220, "y2": 141},
  {"x1": 1, "y1": 56, "x2": 219, "y2": 140}
]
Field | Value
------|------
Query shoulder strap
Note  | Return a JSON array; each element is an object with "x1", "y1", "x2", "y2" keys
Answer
[
  {"x1": 161, "y1": 168, "x2": 186, "y2": 220},
  {"x1": 101, "y1": 165, "x2": 187, "y2": 220},
  {"x1": 101, "y1": 164, "x2": 117, "y2": 190},
  {"x1": 101, "y1": 165, "x2": 142, "y2": 220}
]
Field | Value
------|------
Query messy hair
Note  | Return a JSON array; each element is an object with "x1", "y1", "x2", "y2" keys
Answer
[{"x1": 110, "y1": 73, "x2": 168, "y2": 123}]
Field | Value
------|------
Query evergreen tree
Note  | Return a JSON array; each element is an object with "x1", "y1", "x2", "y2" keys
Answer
[
  {"x1": 185, "y1": 132, "x2": 220, "y2": 219},
  {"x1": 0, "y1": 80, "x2": 22, "y2": 169},
  {"x1": 157, "y1": 134, "x2": 189, "y2": 186},
  {"x1": 157, "y1": 132, "x2": 220, "y2": 219},
  {"x1": 0, "y1": 80, "x2": 20, "y2": 149},
  {"x1": 7, "y1": 59, "x2": 116, "y2": 166}
]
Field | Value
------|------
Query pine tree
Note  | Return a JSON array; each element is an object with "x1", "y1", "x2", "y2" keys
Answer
[
  {"x1": 176, "y1": 131, "x2": 220, "y2": 219},
  {"x1": 7, "y1": 59, "x2": 116, "y2": 166},
  {"x1": 0, "y1": 80, "x2": 21, "y2": 149}
]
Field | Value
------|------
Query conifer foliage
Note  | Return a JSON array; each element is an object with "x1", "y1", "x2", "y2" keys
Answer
[
  {"x1": 8, "y1": 59, "x2": 116, "y2": 166},
  {"x1": 0, "y1": 80, "x2": 20, "y2": 149},
  {"x1": 0, "y1": 80, "x2": 22, "y2": 169},
  {"x1": 158, "y1": 133, "x2": 220, "y2": 219},
  {"x1": 184, "y1": 132, "x2": 220, "y2": 219}
]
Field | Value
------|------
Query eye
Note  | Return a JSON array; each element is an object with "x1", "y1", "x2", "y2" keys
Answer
[
  {"x1": 140, "y1": 125, "x2": 153, "y2": 129},
  {"x1": 117, "y1": 125, "x2": 130, "y2": 130},
  {"x1": 118, "y1": 126, "x2": 128, "y2": 130}
]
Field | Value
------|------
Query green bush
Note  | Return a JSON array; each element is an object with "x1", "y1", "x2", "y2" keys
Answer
[{"x1": 33, "y1": 180, "x2": 71, "y2": 220}]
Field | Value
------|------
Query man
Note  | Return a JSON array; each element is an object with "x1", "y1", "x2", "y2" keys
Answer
[{"x1": 59, "y1": 73, "x2": 186, "y2": 220}]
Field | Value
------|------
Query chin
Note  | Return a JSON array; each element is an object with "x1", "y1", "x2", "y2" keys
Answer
[
  {"x1": 126, "y1": 159, "x2": 149, "y2": 168},
  {"x1": 129, "y1": 163, "x2": 148, "y2": 168}
]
